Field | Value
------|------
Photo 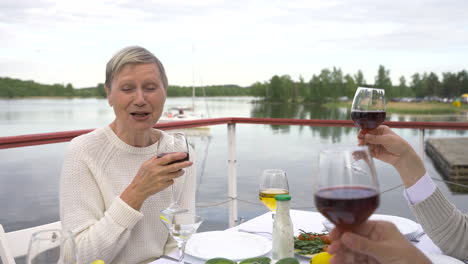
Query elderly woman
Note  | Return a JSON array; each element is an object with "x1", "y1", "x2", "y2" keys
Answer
[{"x1": 60, "y1": 46, "x2": 196, "y2": 264}]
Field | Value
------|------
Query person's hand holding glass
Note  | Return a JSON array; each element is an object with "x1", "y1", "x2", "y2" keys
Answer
[
  {"x1": 158, "y1": 132, "x2": 190, "y2": 215},
  {"x1": 351, "y1": 87, "x2": 386, "y2": 132},
  {"x1": 259, "y1": 169, "x2": 289, "y2": 218}
]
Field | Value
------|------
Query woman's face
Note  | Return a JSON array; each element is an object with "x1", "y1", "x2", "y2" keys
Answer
[{"x1": 107, "y1": 63, "x2": 166, "y2": 132}]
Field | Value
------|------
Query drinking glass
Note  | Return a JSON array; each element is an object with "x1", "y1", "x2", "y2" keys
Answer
[
  {"x1": 259, "y1": 169, "x2": 289, "y2": 218},
  {"x1": 159, "y1": 212, "x2": 203, "y2": 264},
  {"x1": 314, "y1": 146, "x2": 379, "y2": 232},
  {"x1": 27, "y1": 229, "x2": 77, "y2": 264},
  {"x1": 351, "y1": 87, "x2": 386, "y2": 131},
  {"x1": 158, "y1": 132, "x2": 190, "y2": 214}
]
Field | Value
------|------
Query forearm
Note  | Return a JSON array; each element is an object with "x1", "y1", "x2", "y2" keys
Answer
[
  {"x1": 120, "y1": 182, "x2": 147, "y2": 211},
  {"x1": 394, "y1": 150, "x2": 426, "y2": 188}
]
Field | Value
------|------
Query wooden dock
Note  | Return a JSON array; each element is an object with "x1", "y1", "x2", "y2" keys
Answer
[{"x1": 426, "y1": 138, "x2": 468, "y2": 192}]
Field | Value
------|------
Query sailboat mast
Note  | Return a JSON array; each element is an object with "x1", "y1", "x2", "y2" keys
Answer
[{"x1": 191, "y1": 44, "x2": 196, "y2": 111}]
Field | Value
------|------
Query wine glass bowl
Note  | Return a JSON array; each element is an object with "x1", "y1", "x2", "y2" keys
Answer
[
  {"x1": 351, "y1": 87, "x2": 386, "y2": 131},
  {"x1": 259, "y1": 169, "x2": 289, "y2": 216},
  {"x1": 158, "y1": 132, "x2": 190, "y2": 214},
  {"x1": 314, "y1": 146, "x2": 379, "y2": 232},
  {"x1": 27, "y1": 229, "x2": 77, "y2": 264},
  {"x1": 159, "y1": 212, "x2": 203, "y2": 263}
]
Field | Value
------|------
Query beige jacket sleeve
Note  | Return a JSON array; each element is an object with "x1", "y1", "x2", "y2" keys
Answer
[{"x1": 410, "y1": 187, "x2": 468, "y2": 260}]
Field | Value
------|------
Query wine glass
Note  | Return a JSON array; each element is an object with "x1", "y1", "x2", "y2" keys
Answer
[
  {"x1": 27, "y1": 229, "x2": 77, "y2": 264},
  {"x1": 314, "y1": 146, "x2": 379, "y2": 232},
  {"x1": 158, "y1": 132, "x2": 190, "y2": 215},
  {"x1": 351, "y1": 87, "x2": 386, "y2": 131},
  {"x1": 259, "y1": 169, "x2": 289, "y2": 218},
  {"x1": 159, "y1": 212, "x2": 203, "y2": 264}
]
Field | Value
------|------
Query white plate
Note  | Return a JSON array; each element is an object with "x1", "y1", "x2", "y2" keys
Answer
[
  {"x1": 369, "y1": 214, "x2": 419, "y2": 236},
  {"x1": 185, "y1": 231, "x2": 271, "y2": 261},
  {"x1": 425, "y1": 253, "x2": 465, "y2": 264}
]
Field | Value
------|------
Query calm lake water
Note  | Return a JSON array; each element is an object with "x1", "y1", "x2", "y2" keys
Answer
[{"x1": 1, "y1": 97, "x2": 468, "y2": 233}]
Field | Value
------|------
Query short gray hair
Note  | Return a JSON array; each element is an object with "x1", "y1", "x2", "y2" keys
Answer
[{"x1": 105, "y1": 46, "x2": 168, "y2": 90}]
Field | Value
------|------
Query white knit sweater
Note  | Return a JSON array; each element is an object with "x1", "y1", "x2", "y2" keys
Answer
[{"x1": 60, "y1": 126, "x2": 196, "y2": 264}]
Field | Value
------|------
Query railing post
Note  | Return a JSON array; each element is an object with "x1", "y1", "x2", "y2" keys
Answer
[
  {"x1": 419, "y1": 128, "x2": 425, "y2": 160},
  {"x1": 227, "y1": 123, "x2": 238, "y2": 227}
]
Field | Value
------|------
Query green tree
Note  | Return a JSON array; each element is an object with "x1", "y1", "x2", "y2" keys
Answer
[
  {"x1": 411, "y1": 73, "x2": 423, "y2": 97},
  {"x1": 375, "y1": 65, "x2": 393, "y2": 98},
  {"x1": 354, "y1": 70, "x2": 366, "y2": 86},
  {"x1": 441, "y1": 72, "x2": 460, "y2": 97},
  {"x1": 297, "y1": 76, "x2": 308, "y2": 102},
  {"x1": 318, "y1": 69, "x2": 332, "y2": 99},
  {"x1": 397, "y1": 76, "x2": 410, "y2": 97},
  {"x1": 344, "y1": 74, "x2": 357, "y2": 98},
  {"x1": 268, "y1": 75, "x2": 282, "y2": 101},
  {"x1": 426, "y1": 72, "x2": 441, "y2": 96}
]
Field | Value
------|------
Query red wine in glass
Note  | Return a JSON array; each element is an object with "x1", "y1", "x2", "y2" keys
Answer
[
  {"x1": 350, "y1": 110, "x2": 386, "y2": 130},
  {"x1": 157, "y1": 152, "x2": 190, "y2": 165},
  {"x1": 315, "y1": 186, "x2": 379, "y2": 231}
]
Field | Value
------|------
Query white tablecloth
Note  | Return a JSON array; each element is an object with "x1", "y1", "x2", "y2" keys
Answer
[{"x1": 150, "y1": 210, "x2": 442, "y2": 264}]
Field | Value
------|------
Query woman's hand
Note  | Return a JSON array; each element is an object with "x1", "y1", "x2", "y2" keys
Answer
[
  {"x1": 120, "y1": 152, "x2": 192, "y2": 210},
  {"x1": 358, "y1": 125, "x2": 426, "y2": 187},
  {"x1": 328, "y1": 220, "x2": 431, "y2": 264}
]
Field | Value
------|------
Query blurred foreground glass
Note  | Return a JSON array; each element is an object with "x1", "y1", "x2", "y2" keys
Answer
[
  {"x1": 351, "y1": 87, "x2": 386, "y2": 131},
  {"x1": 27, "y1": 229, "x2": 77, "y2": 264},
  {"x1": 158, "y1": 132, "x2": 190, "y2": 215},
  {"x1": 259, "y1": 169, "x2": 289, "y2": 218},
  {"x1": 159, "y1": 212, "x2": 203, "y2": 264},
  {"x1": 314, "y1": 146, "x2": 379, "y2": 232}
]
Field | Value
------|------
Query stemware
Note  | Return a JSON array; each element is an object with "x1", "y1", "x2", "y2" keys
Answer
[
  {"x1": 258, "y1": 169, "x2": 289, "y2": 218},
  {"x1": 27, "y1": 229, "x2": 77, "y2": 264},
  {"x1": 351, "y1": 87, "x2": 386, "y2": 131},
  {"x1": 314, "y1": 146, "x2": 379, "y2": 232},
  {"x1": 159, "y1": 212, "x2": 203, "y2": 264},
  {"x1": 158, "y1": 132, "x2": 190, "y2": 214}
]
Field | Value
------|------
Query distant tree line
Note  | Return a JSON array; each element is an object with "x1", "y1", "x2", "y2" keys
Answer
[
  {"x1": 0, "y1": 78, "x2": 107, "y2": 98},
  {"x1": 167, "y1": 84, "x2": 251, "y2": 97},
  {"x1": 251, "y1": 65, "x2": 468, "y2": 102},
  {"x1": 0, "y1": 77, "x2": 250, "y2": 98},
  {"x1": 1, "y1": 65, "x2": 468, "y2": 100}
]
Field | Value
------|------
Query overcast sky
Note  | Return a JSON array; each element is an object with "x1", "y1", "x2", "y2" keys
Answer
[{"x1": 1, "y1": 0, "x2": 467, "y2": 88}]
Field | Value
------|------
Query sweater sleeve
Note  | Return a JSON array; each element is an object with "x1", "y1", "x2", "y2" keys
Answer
[
  {"x1": 410, "y1": 187, "x2": 468, "y2": 260},
  {"x1": 60, "y1": 140, "x2": 143, "y2": 263}
]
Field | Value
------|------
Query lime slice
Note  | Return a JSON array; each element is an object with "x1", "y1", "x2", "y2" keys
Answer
[{"x1": 160, "y1": 214, "x2": 170, "y2": 223}]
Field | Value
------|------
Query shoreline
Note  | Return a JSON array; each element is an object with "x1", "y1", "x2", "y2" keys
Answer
[{"x1": 324, "y1": 101, "x2": 468, "y2": 115}]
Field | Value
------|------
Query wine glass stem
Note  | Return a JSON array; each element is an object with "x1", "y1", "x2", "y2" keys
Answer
[
  {"x1": 177, "y1": 241, "x2": 186, "y2": 264},
  {"x1": 171, "y1": 185, "x2": 177, "y2": 206}
]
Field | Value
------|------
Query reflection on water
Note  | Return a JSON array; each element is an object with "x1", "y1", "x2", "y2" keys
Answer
[
  {"x1": 1, "y1": 97, "x2": 468, "y2": 233},
  {"x1": 251, "y1": 102, "x2": 355, "y2": 143}
]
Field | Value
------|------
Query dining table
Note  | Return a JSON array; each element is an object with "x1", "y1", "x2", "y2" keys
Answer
[{"x1": 150, "y1": 210, "x2": 451, "y2": 264}]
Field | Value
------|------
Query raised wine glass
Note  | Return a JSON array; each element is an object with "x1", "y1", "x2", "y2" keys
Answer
[
  {"x1": 351, "y1": 87, "x2": 386, "y2": 131},
  {"x1": 314, "y1": 146, "x2": 379, "y2": 232},
  {"x1": 158, "y1": 132, "x2": 190, "y2": 215},
  {"x1": 259, "y1": 169, "x2": 289, "y2": 219},
  {"x1": 27, "y1": 229, "x2": 77, "y2": 264},
  {"x1": 159, "y1": 212, "x2": 203, "y2": 264}
]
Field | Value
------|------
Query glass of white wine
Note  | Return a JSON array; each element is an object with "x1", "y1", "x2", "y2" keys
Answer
[{"x1": 259, "y1": 169, "x2": 289, "y2": 218}]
